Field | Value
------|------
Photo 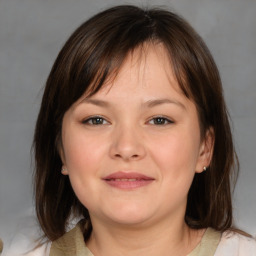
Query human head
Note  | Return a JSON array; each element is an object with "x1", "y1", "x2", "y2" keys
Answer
[{"x1": 34, "y1": 5, "x2": 237, "y2": 241}]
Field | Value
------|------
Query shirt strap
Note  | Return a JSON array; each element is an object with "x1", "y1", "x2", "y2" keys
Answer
[
  {"x1": 50, "y1": 220, "x2": 93, "y2": 256},
  {"x1": 188, "y1": 228, "x2": 221, "y2": 256}
]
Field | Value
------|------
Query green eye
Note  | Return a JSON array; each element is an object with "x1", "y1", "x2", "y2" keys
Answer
[
  {"x1": 83, "y1": 116, "x2": 108, "y2": 125},
  {"x1": 149, "y1": 117, "x2": 173, "y2": 125}
]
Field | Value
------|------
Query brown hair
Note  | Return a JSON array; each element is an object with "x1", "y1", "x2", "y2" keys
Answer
[{"x1": 33, "y1": 5, "x2": 238, "y2": 241}]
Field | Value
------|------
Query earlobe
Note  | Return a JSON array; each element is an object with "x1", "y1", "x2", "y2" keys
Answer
[
  {"x1": 61, "y1": 165, "x2": 68, "y2": 175},
  {"x1": 57, "y1": 137, "x2": 67, "y2": 166},
  {"x1": 195, "y1": 127, "x2": 215, "y2": 173},
  {"x1": 58, "y1": 142, "x2": 68, "y2": 175},
  {"x1": 59, "y1": 152, "x2": 68, "y2": 175}
]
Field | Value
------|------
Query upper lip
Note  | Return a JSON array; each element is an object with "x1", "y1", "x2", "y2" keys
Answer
[{"x1": 102, "y1": 171, "x2": 154, "y2": 180}]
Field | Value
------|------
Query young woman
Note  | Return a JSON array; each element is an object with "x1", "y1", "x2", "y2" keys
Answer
[{"x1": 24, "y1": 5, "x2": 256, "y2": 255}]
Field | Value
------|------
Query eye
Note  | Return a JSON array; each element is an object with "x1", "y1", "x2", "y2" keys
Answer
[
  {"x1": 148, "y1": 116, "x2": 174, "y2": 125},
  {"x1": 82, "y1": 116, "x2": 109, "y2": 125}
]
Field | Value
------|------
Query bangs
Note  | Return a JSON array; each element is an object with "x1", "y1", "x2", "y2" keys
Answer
[
  {"x1": 57, "y1": 6, "x2": 198, "y2": 109},
  {"x1": 60, "y1": 8, "x2": 157, "y2": 105},
  {"x1": 47, "y1": 5, "x2": 214, "y2": 140}
]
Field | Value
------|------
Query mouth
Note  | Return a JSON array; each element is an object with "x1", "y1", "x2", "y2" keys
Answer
[{"x1": 102, "y1": 171, "x2": 155, "y2": 190}]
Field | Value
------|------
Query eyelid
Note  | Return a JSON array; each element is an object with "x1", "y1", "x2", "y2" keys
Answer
[
  {"x1": 82, "y1": 115, "x2": 110, "y2": 125},
  {"x1": 147, "y1": 115, "x2": 174, "y2": 125},
  {"x1": 81, "y1": 115, "x2": 174, "y2": 126}
]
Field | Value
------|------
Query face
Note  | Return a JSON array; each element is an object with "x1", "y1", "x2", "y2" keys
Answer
[{"x1": 61, "y1": 44, "x2": 213, "y2": 228}]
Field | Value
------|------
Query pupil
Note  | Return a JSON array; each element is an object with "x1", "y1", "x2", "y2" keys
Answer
[
  {"x1": 93, "y1": 118, "x2": 102, "y2": 124},
  {"x1": 155, "y1": 118, "x2": 164, "y2": 124}
]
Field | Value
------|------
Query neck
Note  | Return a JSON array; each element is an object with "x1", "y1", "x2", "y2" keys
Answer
[{"x1": 86, "y1": 215, "x2": 204, "y2": 256}]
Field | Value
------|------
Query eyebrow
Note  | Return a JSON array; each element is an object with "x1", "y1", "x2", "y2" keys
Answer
[
  {"x1": 81, "y1": 98, "x2": 110, "y2": 107},
  {"x1": 143, "y1": 98, "x2": 186, "y2": 109},
  {"x1": 81, "y1": 98, "x2": 186, "y2": 109}
]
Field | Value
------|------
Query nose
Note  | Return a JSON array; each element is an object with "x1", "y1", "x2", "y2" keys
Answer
[{"x1": 109, "y1": 125, "x2": 146, "y2": 161}]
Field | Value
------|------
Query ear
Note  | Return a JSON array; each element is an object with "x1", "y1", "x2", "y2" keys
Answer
[
  {"x1": 195, "y1": 127, "x2": 215, "y2": 173},
  {"x1": 61, "y1": 165, "x2": 68, "y2": 175},
  {"x1": 57, "y1": 140, "x2": 69, "y2": 175},
  {"x1": 60, "y1": 150, "x2": 68, "y2": 176}
]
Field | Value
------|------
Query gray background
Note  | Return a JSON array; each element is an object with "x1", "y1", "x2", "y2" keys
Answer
[{"x1": 0, "y1": 0, "x2": 256, "y2": 248}]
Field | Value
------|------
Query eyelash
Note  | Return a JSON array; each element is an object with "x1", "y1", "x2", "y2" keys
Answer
[
  {"x1": 82, "y1": 116, "x2": 174, "y2": 126},
  {"x1": 82, "y1": 116, "x2": 109, "y2": 125},
  {"x1": 148, "y1": 116, "x2": 174, "y2": 125}
]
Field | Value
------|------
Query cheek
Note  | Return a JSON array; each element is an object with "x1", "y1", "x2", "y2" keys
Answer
[
  {"x1": 149, "y1": 128, "x2": 201, "y2": 185},
  {"x1": 62, "y1": 126, "x2": 105, "y2": 172},
  {"x1": 61, "y1": 127, "x2": 108, "y2": 207},
  {"x1": 61, "y1": 129, "x2": 109, "y2": 209}
]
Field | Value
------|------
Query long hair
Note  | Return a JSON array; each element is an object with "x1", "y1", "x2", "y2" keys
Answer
[{"x1": 33, "y1": 5, "x2": 238, "y2": 241}]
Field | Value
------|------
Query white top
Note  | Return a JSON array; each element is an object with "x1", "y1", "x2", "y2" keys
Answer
[
  {"x1": 215, "y1": 231, "x2": 256, "y2": 255},
  {"x1": 3, "y1": 226, "x2": 256, "y2": 255}
]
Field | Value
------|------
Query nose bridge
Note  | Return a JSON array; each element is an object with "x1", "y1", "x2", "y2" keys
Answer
[{"x1": 109, "y1": 120, "x2": 146, "y2": 161}]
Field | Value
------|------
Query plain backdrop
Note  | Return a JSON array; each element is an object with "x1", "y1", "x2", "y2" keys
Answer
[{"x1": 0, "y1": 0, "x2": 256, "y2": 250}]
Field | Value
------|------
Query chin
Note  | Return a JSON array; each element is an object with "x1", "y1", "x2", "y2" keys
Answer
[{"x1": 102, "y1": 204, "x2": 155, "y2": 226}]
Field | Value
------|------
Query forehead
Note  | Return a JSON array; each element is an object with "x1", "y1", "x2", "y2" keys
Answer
[
  {"x1": 67, "y1": 42, "x2": 200, "y2": 132},
  {"x1": 81, "y1": 43, "x2": 184, "y2": 101}
]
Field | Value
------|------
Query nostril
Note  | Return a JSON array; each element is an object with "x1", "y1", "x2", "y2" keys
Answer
[
  {"x1": 110, "y1": 139, "x2": 146, "y2": 160},
  {"x1": 114, "y1": 153, "x2": 139, "y2": 160}
]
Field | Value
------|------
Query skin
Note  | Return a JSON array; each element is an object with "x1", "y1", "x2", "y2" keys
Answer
[{"x1": 60, "y1": 43, "x2": 214, "y2": 256}]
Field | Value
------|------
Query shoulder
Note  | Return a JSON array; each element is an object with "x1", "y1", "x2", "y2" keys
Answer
[
  {"x1": 3, "y1": 235, "x2": 51, "y2": 256},
  {"x1": 215, "y1": 230, "x2": 256, "y2": 256},
  {"x1": 50, "y1": 219, "x2": 92, "y2": 256},
  {"x1": 2, "y1": 215, "x2": 51, "y2": 256}
]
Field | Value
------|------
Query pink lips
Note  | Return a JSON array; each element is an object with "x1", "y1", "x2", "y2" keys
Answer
[{"x1": 102, "y1": 171, "x2": 154, "y2": 189}]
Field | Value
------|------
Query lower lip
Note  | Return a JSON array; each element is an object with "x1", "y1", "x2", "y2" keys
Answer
[{"x1": 103, "y1": 179, "x2": 154, "y2": 189}]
